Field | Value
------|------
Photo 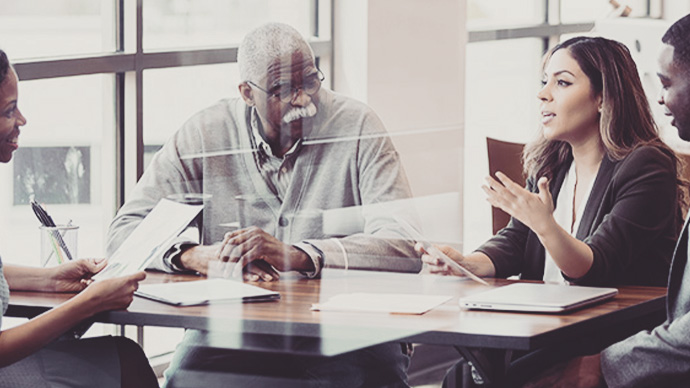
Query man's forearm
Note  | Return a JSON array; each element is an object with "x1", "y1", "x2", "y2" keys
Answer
[
  {"x1": 287, "y1": 246, "x2": 315, "y2": 272},
  {"x1": 179, "y1": 245, "x2": 221, "y2": 274}
]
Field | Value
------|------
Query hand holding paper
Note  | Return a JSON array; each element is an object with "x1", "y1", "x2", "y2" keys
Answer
[
  {"x1": 395, "y1": 216, "x2": 489, "y2": 285},
  {"x1": 94, "y1": 199, "x2": 203, "y2": 280}
]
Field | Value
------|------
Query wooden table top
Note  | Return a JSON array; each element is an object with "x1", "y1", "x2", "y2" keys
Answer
[{"x1": 8, "y1": 269, "x2": 667, "y2": 353}]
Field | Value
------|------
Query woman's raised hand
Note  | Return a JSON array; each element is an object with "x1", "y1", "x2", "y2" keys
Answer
[{"x1": 482, "y1": 172, "x2": 556, "y2": 236}]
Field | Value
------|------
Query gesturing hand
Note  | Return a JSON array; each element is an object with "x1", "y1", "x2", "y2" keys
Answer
[
  {"x1": 482, "y1": 172, "x2": 555, "y2": 236},
  {"x1": 50, "y1": 258, "x2": 108, "y2": 292}
]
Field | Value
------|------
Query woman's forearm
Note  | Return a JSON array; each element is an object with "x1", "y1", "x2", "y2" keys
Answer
[
  {"x1": 462, "y1": 252, "x2": 497, "y2": 277},
  {"x1": 0, "y1": 290, "x2": 97, "y2": 367},
  {"x1": 4, "y1": 265, "x2": 54, "y2": 291},
  {"x1": 537, "y1": 226, "x2": 594, "y2": 279}
]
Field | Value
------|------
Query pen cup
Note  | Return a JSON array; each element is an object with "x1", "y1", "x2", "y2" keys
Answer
[{"x1": 39, "y1": 225, "x2": 78, "y2": 267}]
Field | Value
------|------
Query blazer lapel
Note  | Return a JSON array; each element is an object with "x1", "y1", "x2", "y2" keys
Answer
[
  {"x1": 532, "y1": 160, "x2": 569, "y2": 278},
  {"x1": 575, "y1": 155, "x2": 615, "y2": 240},
  {"x1": 667, "y1": 215, "x2": 690, "y2": 318}
]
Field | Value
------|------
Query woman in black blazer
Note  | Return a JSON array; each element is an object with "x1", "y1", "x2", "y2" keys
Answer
[
  {"x1": 423, "y1": 36, "x2": 684, "y2": 288},
  {"x1": 421, "y1": 35, "x2": 687, "y2": 388}
]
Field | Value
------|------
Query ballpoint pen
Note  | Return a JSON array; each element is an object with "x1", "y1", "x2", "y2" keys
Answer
[{"x1": 30, "y1": 199, "x2": 74, "y2": 261}]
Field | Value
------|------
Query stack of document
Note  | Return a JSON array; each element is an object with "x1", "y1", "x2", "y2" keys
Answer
[
  {"x1": 311, "y1": 293, "x2": 451, "y2": 315},
  {"x1": 135, "y1": 279, "x2": 280, "y2": 306}
]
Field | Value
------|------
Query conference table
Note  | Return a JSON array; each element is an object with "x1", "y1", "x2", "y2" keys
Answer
[{"x1": 7, "y1": 268, "x2": 667, "y2": 357}]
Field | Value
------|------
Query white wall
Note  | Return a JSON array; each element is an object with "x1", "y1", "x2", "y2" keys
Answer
[
  {"x1": 596, "y1": 10, "x2": 690, "y2": 154},
  {"x1": 334, "y1": 0, "x2": 466, "y2": 247},
  {"x1": 664, "y1": 1, "x2": 690, "y2": 20}
]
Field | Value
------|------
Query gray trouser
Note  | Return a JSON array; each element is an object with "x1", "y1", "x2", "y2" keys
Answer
[{"x1": 164, "y1": 329, "x2": 410, "y2": 388}]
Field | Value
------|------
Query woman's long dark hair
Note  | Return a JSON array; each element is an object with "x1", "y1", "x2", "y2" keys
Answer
[{"x1": 523, "y1": 36, "x2": 686, "y2": 205}]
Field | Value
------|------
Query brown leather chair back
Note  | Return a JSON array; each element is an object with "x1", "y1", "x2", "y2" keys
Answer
[{"x1": 486, "y1": 137, "x2": 526, "y2": 235}]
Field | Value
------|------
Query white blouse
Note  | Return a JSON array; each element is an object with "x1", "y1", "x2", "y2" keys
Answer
[{"x1": 543, "y1": 162, "x2": 596, "y2": 284}]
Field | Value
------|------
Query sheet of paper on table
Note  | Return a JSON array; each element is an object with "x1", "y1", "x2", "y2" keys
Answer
[{"x1": 311, "y1": 293, "x2": 451, "y2": 315}]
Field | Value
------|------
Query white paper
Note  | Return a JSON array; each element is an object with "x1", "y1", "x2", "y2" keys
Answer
[
  {"x1": 394, "y1": 215, "x2": 489, "y2": 286},
  {"x1": 94, "y1": 199, "x2": 203, "y2": 280},
  {"x1": 135, "y1": 278, "x2": 280, "y2": 306},
  {"x1": 311, "y1": 293, "x2": 451, "y2": 315}
]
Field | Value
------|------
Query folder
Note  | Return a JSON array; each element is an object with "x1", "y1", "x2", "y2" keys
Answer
[{"x1": 135, "y1": 278, "x2": 280, "y2": 306}]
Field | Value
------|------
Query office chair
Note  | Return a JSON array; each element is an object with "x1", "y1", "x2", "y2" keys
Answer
[{"x1": 486, "y1": 137, "x2": 526, "y2": 235}]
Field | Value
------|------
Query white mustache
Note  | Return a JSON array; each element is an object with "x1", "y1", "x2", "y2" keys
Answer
[{"x1": 283, "y1": 103, "x2": 317, "y2": 123}]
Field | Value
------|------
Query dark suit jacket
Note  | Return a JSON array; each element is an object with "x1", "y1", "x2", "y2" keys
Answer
[
  {"x1": 601, "y1": 217, "x2": 690, "y2": 387},
  {"x1": 477, "y1": 145, "x2": 681, "y2": 287}
]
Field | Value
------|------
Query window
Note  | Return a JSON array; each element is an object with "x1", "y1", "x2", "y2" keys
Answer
[
  {"x1": 464, "y1": 0, "x2": 662, "y2": 248},
  {"x1": 2, "y1": 0, "x2": 332, "y2": 371},
  {"x1": 0, "y1": 74, "x2": 116, "y2": 264},
  {"x1": 143, "y1": 0, "x2": 318, "y2": 50},
  {"x1": 0, "y1": 1, "x2": 116, "y2": 59},
  {"x1": 143, "y1": 64, "x2": 238, "y2": 168},
  {"x1": 467, "y1": 0, "x2": 544, "y2": 29}
]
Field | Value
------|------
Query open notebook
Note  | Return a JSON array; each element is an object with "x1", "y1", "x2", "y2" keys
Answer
[
  {"x1": 458, "y1": 283, "x2": 618, "y2": 313},
  {"x1": 135, "y1": 279, "x2": 280, "y2": 306}
]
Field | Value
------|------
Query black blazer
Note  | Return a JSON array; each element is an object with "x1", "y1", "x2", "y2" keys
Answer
[{"x1": 477, "y1": 145, "x2": 682, "y2": 287}]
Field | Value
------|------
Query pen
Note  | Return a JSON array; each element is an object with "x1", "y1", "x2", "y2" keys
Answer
[
  {"x1": 32, "y1": 203, "x2": 64, "y2": 264},
  {"x1": 30, "y1": 199, "x2": 74, "y2": 261}
]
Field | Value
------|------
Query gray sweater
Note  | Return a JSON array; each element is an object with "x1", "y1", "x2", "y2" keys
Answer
[
  {"x1": 106, "y1": 89, "x2": 421, "y2": 274},
  {"x1": 601, "y1": 217, "x2": 690, "y2": 387},
  {"x1": 0, "y1": 257, "x2": 8, "y2": 330}
]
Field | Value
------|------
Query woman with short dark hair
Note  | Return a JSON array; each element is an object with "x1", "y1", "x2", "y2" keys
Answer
[{"x1": 0, "y1": 49, "x2": 158, "y2": 388}]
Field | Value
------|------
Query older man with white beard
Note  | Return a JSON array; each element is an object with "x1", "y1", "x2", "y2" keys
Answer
[
  {"x1": 107, "y1": 22, "x2": 419, "y2": 281},
  {"x1": 107, "y1": 22, "x2": 418, "y2": 387}
]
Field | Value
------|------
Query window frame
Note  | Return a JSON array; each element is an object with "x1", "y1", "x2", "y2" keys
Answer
[
  {"x1": 467, "y1": 0, "x2": 659, "y2": 51},
  {"x1": 13, "y1": 0, "x2": 334, "y2": 208},
  {"x1": 9, "y1": 0, "x2": 333, "y2": 364}
]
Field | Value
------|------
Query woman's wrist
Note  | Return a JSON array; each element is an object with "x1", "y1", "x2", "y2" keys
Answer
[
  {"x1": 465, "y1": 252, "x2": 496, "y2": 277},
  {"x1": 70, "y1": 286, "x2": 102, "y2": 317},
  {"x1": 25, "y1": 266, "x2": 55, "y2": 292},
  {"x1": 533, "y1": 216, "x2": 560, "y2": 241},
  {"x1": 44, "y1": 266, "x2": 61, "y2": 292}
]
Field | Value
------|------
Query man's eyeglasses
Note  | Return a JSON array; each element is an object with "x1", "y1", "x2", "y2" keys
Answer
[{"x1": 248, "y1": 70, "x2": 325, "y2": 103}]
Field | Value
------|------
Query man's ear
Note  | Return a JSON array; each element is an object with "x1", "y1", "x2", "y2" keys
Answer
[{"x1": 239, "y1": 82, "x2": 255, "y2": 106}]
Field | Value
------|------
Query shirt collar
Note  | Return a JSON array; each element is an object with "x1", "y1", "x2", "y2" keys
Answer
[{"x1": 250, "y1": 107, "x2": 301, "y2": 158}]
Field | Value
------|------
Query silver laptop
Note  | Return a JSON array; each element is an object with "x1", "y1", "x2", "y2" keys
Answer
[{"x1": 458, "y1": 283, "x2": 618, "y2": 313}]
